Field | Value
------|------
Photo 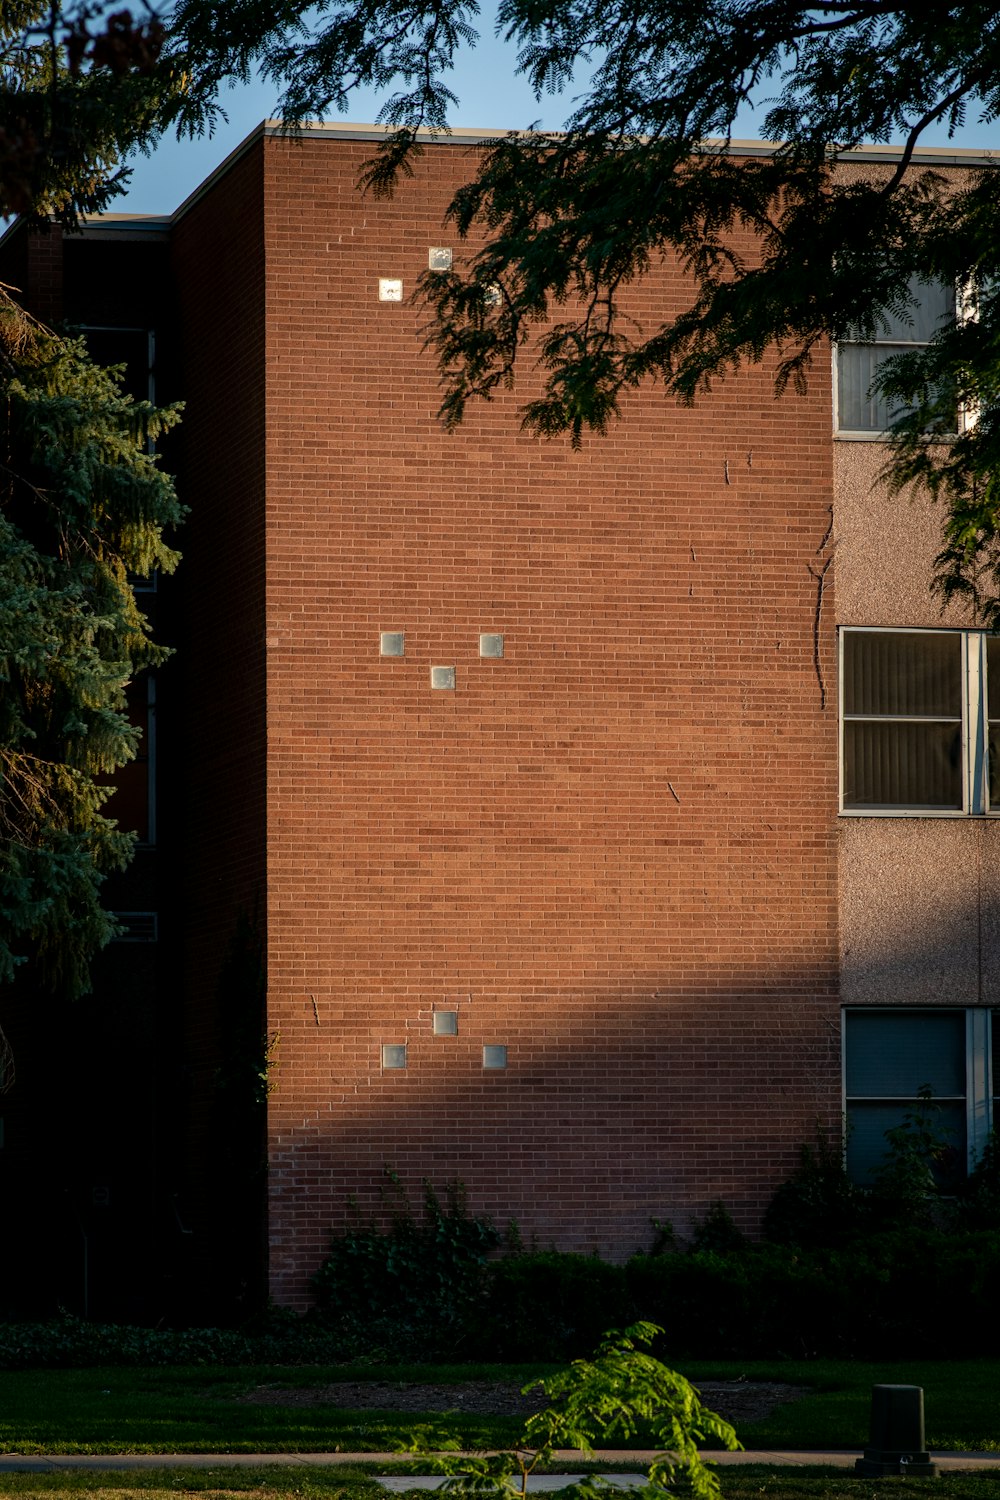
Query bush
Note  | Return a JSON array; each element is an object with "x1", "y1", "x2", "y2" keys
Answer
[
  {"x1": 309, "y1": 1174, "x2": 501, "y2": 1357},
  {"x1": 763, "y1": 1139, "x2": 868, "y2": 1248},
  {"x1": 956, "y1": 1130, "x2": 1000, "y2": 1229},
  {"x1": 626, "y1": 1244, "x2": 856, "y2": 1359},
  {"x1": 475, "y1": 1251, "x2": 633, "y2": 1360},
  {"x1": 625, "y1": 1227, "x2": 1000, "y2": 1360},
  {"x1": 0, "y1": 1309, "x2": 352, "y2": 1368}
]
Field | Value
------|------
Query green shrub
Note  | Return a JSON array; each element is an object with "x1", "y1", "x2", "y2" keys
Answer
[
  {"x1": 688, "y1": 1201, "x2": 749, "y2": 1255},
  {"x1": 625, "y1": 1228, "x2": 1000, "y2": 1360},
  {"x1": 0, "y1": 1309, "x2": 350, "y2": 1368},
  {"x1": 762, "y1": 1138, "x2": 868, "y2": 1248},
  {"x1": 309, "y1": 1174, "x2": 501, "y2": 1356},
  {"x1": 476, "y1": 1251, "x2": 633, "y2": 1359},
  {"x1": 957, "y1": 1130, "x2": 1000, "y2": 1229}
]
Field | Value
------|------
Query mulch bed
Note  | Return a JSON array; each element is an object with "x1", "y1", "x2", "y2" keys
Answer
[{"x1": 234, "y1": 1380, "x2": 810, "y2": 1424}]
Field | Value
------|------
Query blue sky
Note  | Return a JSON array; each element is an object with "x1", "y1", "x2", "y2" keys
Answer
[
  {"x1": 119, "y1": 10, "x2": 581, "y2": 214},
  {"x1": 116, "y1": 11, "x2": 1000, "y2": 216}
]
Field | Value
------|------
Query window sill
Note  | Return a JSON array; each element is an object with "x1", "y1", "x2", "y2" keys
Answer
[
  {"x1": 839, "y1": 809, "x2": 998, "y2": 818},
  {"x1": 834, "y1": 429, "x2": 958, "y2": 442}
]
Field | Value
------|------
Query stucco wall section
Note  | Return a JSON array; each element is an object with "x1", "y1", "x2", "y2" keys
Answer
[
  {"x1": 840, "y1": 818, "x2": 1000, "y2": 1005},
  {"x1": 833, "y1": 442, "x2": 975, "y2": 628},
  {"x1": 977, "y1": 822, "x2": 1000, "y2": 1000},
  {"x1": 835, "y1": 394, "x2": 994, "y2": 1011}
]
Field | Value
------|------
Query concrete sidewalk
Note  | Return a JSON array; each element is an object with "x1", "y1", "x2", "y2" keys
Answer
[{"x1": 0, "y1": 1450, "x2": 997, "y2": 1477}]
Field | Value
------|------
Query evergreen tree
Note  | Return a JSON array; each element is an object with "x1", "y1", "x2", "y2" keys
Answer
[
  {"x1": 0, "y1": 4, "x2": 192, "y2": 1060},
  {"x1": 0, "y1": 1, "x2": 218, "y2": 224},
  {"x1": 0, "y1": 292, "x2": 182, "y2": 1027}
]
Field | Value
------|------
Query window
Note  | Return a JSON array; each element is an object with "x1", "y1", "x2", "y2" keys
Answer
[
  {"x1": 836, "y1": 278, "x2": 954, "y2": 433},
  {"x1": 110, "y1": 912, "x2": 158, "y2": 943},
  {"x1": 840, "y1": 628, "x2": 1000, "y2": 815},
  {"x1": 99, "y1": 675, "x2": 157, "y2": 844},
  {"x1": 80, "y1": 326, "x2": 154, "y2": 404},
  {"x1": 844, "y1": 1008, "x2": 994, "y2": 1181}
]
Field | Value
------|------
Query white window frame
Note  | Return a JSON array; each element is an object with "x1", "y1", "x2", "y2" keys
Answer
[
  {"x1": 839, "y1": 626, "x2": 998, "y2": 817},
  {"x1": 842, "y1": 1007, "x2": 996, "y2": 1178}
]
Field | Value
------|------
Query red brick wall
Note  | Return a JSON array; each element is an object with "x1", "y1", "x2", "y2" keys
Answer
[
  {"x1": 256, "y1": 135, "x2": 840, "y2": 1308},
  {"x1": 0, "y1": 222, "x2": 63, "y2": 325}
]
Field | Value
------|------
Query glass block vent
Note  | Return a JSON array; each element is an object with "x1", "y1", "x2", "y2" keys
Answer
[
  {"x1": 381, "y1": 1043, "x2": 407, "y2": 1070},
  {"x1": 433, "y1": 1011, "x2": 459, "y2": 1036},
  {"x1": 483, "y1": 1044, "x2": 508, "y2": 1070}
]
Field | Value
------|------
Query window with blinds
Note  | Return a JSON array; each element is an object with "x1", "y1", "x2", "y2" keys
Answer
[
  {"x1": 836, "y1": 279, "x2": 955, "y2": 433},
  {"x1": 841, "y1": 629, "x2": 1000, "y2": 815},
  {"x1": 844, "y1": 1008, "x2": 995, "y2": 1183}
]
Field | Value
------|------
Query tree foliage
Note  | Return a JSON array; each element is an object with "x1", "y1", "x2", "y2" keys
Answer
[
  {"x1": 408, "y1": 1321, "x2": 740, "y2": 1500},
  {"x1": 1, "y1": 2, "x2": 999, "y2": 1003},
  {"x1": 0, "y1": 293, "x2": 183, "y2": 1002},
  {"x1": 6, "y1": 6, "x2": 1000, "y2": 606},
  {"x1": 170, "y1": 0, "x2": 1000, "y2": 618},
  {"x1": 0, "y1": 1, "x2": 221, "y2": 223}
]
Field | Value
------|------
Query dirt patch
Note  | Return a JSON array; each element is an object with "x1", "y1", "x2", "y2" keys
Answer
[{"x1": 234, "y1": 1379, "x2": 810, "y2": 1425}]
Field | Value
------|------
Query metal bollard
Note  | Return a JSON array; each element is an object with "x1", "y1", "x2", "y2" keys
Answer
[{"x1": 854, "y1": 1384, "x2": 938, "y2": 1477}]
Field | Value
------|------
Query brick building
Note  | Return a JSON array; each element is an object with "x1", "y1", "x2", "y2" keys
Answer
[{"x1": 0, "y1": 125, "x2": 996, "y2": 1322}]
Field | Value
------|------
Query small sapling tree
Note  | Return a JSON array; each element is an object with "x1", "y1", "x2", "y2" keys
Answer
[{"x1": 407, "y1": 1321, "x2": 740, "y2": 1500}]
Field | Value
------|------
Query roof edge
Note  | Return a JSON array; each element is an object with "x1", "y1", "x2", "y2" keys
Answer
[{"x1": 4, "y1": 120, "x2": 998, "y2": 238}]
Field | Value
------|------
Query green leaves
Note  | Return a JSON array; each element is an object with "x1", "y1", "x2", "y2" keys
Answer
[
  {"x1": 0, "y1": 293, "x2": 183, "y2": 998},
  {"x1": 0, "y1": 2, "x2": 215, "y2": 225},
  {"x1": 310, "y1": 1174, "x2": 503, "y2": 1354},
  {"x1": 408, "y1": 1323, "x2": 740, "y2": 1500},
  {"x1": 12, "y1": 6, "x2": 1000, "y2": 611},
  {"x1": 314, "y1": 2, "x2": 1000, "y2": 617}
]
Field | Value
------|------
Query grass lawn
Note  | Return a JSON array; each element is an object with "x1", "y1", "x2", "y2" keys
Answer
[
  {"x1": 0, "y1": 1360, "x2": 998, "y2": 1456},
  {"x1": 0, "y1": 1366, "x2": 540, "y2": 1456},
  {"x1": 682, "y1": 1359, "x2": 1000, "y2": 1453},
  {"x1": 0, "y1": 1468, "x2": 997, "y2": 1500}
]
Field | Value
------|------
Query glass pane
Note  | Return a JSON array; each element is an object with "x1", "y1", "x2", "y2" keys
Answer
[
  {"x1": 838, "y1": 344, "x2": 914, "y2": 430},
  {"x1": 845, "y1": 1010, "x2": 966, "y2": 1097},
  {"x1": 844, "y1": 631, "x2": 961, "y2": 718},
  {"x1": 992, "y1": 1011, "x2": 1000, "y2": 1112},
  {"x1": 878, "y1": 279, "x2": 955, "y2": 342},
  {"x1": 988, "y1": 724, "x2": 1000, "y2": 811},
  {"x1": 988, "y1": 637, "x2": 1000, "y2": 720},
  {"x1": 846, "y1": 1100, "x2": 966, "y2": 1184},
  {"x1": 839, "y1": 281, "x2": 954, "y2": 430},
  {"x1": 106, "y1": 757, "x2": 149, "y2": 843},
  {"x1": 988, "y1": 640, "x2": 1000, "y2": 810},
  {"x1": 843, "y1": 721, "x2": 963, "y2": 808},
  {"x1": 82, "y1": 328, "x2": 151, "y2": 403}
]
